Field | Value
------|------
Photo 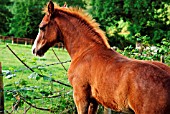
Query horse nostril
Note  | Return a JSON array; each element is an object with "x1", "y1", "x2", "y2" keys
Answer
[{"x1": 33, "y1": 48, "x2": 36, "y2": 54}]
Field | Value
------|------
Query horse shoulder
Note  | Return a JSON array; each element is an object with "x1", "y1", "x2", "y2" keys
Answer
[{"x1": 68, "y1": 55, "x2": 91, "y2": 86}]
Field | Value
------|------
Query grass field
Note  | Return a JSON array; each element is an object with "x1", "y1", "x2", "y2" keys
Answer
[
  {"x1": 1, "y1": 42, "x2": 169, "y2": 114},
  {"x1": 0, "y1": 42, "x2": 74, "y2": 114}
]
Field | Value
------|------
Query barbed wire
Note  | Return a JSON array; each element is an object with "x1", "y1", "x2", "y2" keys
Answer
[
  {"x1": 5, "y1": 88, "x2": 71, "y2": 100},
  {"x1": 52, "y1": 48, "x2": 68, "y2": 72},
  {"x1": 6, "y1": 44, "x2": 72, "y2": 88},
  {"x1": 4, "y1": 89, "x2": 73, "y2": 113},
  {"x1": 13, "y1": 60, "x2": 71, "y2": 73},
  {"x1": 3, "y1": 45, "x2": 74, "y2": 113}
]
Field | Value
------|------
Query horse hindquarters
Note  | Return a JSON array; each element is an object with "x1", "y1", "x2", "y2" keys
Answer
[
  {"x1": 131, "y1": 94, "x2": 170, "y2": 114},
  {"x1": 146, "y1": 61, "x2": 170, "y2": 74},
  {"x1": 128, "y1": 64, "x2": 170, "y2": 114}
]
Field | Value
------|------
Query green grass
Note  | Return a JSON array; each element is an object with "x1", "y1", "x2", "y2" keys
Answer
[
  {"x1": 0, "y1": 43, "x2": 74, "y2": 114},
  {"x1": 2, "y1": 42, "x2": 169, "y2": 114}
]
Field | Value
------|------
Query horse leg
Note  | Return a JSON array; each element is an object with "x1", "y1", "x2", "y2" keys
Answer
[
  {"x1": 88, "y1": 99, "x2": 98, "y2": 114},
  {"x1": 73, "y1": 85, "x2": 90, "y2": 114}
]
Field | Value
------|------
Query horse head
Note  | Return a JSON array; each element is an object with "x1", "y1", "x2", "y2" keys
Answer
[{"x1": 32, "y1": 1, "x2": 63, "y2": 56}]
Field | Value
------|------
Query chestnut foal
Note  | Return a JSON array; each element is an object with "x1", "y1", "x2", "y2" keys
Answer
[{"x1": 32, "y1": 1, "x2": 170, "y2": 114}]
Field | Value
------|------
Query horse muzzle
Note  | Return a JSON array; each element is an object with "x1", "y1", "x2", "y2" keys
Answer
[{"x1": 32, "y1": 48, "x2": 44, "y2": 57}]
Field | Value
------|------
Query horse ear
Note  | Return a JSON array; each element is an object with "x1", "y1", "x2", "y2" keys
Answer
[
  {"x1": 63, "y1": 2, "x2": 67, "y2": 8},
  {"x1": 48, "y1": 0, "x2": 54, "y2": 14}
]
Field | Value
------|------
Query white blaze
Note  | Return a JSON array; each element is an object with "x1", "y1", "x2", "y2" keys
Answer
[{"x1": 32, "y1": 29, "x2": 41, "y2": 54}]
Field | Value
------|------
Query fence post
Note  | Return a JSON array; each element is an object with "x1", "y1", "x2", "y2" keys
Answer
[
  {"x1": 0, "y1": 62, "x2": 4, "y2": 114},
  {"x1": 160, "y1": 55, "x2": 164, "y2": 63},
  {"x1": 12, "y1": 36, "x2": 14, "y2": 44},
  {"x1": 104, "y1": 107, "x2": 111, "y2": 114},
  {"x1": 25, "y1": 40, "x2": 27, "y2": 46}
]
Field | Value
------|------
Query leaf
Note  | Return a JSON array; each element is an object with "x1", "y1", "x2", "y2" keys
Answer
[
  {"x1": 4, "y1": 83, "x2": 13, "y2": 87},
  {"x1": 2, "y1": 70, "x2": 11, "y2": 76},
  {"x1": 40, "y1": 90, "x2": 50, "y2": 96},
  {"x1": 35, "y1": 75, "x2": 41, "y2": 81},
  {"x1": 19, "y1": 79, "x2": 27, "y2": 86},
  {"x1": 5, "y1": 74, "x2": 16, "y2": 79},
  {"x1": 28, "y1": 72, "x2": 40, "y2": 80},
  {"x1": 43, "y1": 76, "x2": 52, "y2": 81}
]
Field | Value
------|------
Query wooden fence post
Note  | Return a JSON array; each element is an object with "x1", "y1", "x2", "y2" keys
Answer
[
  {"x1": 0, "y1": 62, "x2": 4, "y2": 114},
  {"x1": 104, "y1": 107, "x2": 111, "y2": 114},
  {"x1": 160, "y1": 55, "x2": 164, "y2": 63},
  {"x1": 12, "y1": 36, "x2": 14, "y2": 44},
  {"x1": 25, "y1": 40, "x2": 27, "y2": 46}
]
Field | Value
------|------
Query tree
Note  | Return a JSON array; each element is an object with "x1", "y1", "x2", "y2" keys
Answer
[
  {"x1": 8, "y1": 0, "x2": 86, "y2": 38},
  {"x1": 54, "y1": 0, "x2": 86, "y2": 8},
  {"x1": 90, "y1": 0, "x2": 170, "y2": 48},
  {"x1": 8, "y1": 0, "x2": 46, "y2": 38},
  {"x1": 0, "y1": 0, "x2": 12, "y2": 35}
]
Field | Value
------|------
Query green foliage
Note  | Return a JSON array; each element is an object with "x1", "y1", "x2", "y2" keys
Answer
[
  {"x1": 0, "y1": 0, "x2": 12, "y2": 35},
  {"x1": 1, "y1": 44, "x2": 72, "y2": 113},
  {"x1": 6, "y1": 0, "x2": 86, "y2": 38},
  {"x1": 117, "y1": 38, "x2": 170, "y2": 66},
  {"x1": 1, "y1": 0, "x2": 170, "y2": 49},
  {"x1": 54, "y1": 0, "x2": 86, "y2": 8},
  {"x1": 90, "y1": 0, "x2": 170, "y2": 48},
  {"x1": 8, "y1": 0, "x2": 46, "y2": 38}
]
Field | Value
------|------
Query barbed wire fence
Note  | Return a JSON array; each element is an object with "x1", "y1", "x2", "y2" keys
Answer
[
  {"x1": 0, "y1": 45, "x2": 78, "y2": 114},
  {"x1": 1, "y1": 44, "x2": 108, "y2": 114}
]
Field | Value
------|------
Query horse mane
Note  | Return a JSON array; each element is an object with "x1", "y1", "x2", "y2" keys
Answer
[{"x1": 43, "y1": 3, "x2": 110, "y2": 48}]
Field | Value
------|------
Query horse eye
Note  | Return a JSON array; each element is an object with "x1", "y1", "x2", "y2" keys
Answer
[{"x1": 40, "y1": 26, "x2": 45, "y2": 31}]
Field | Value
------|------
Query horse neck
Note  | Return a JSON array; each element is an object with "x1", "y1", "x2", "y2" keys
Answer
[{"x1": 55, "y1": 12, "x2": 109, "y2": 59}]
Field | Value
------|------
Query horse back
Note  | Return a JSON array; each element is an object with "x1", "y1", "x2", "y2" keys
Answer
[
  {"x1": 92, "y1": 54, "x2": 170, "y2": 113},
  {"x1": 90, "y1": 48, "x2": 170, "y2": 113},
  {"x1": 146, "y1": 61, "x2": 170, "y2": 74},
  {"x1": 68, "y1": 46, "x2": 170, "y2": 113}
]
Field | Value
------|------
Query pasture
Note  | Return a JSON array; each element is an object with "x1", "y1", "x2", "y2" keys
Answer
[
  {"x1": 1, "y1": 0, "x2": 170, "y2": 113},
  {"x1": 0, "y1": 41, "x2": 169, "y2": 114},
  {"x1": 0, "y1": 43, "x2": 75, "y2": 113}
]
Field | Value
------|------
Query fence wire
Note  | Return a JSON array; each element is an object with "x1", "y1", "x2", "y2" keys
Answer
[
  {"x1": 1, "y1": 44, "x2": 75, "y2": 114},
  {"x1": 6, "y1": 44, "x2": 72, "y2": 88},
  {"x1": 13, "y1": 60, "x2": 71, "y2": 73}
]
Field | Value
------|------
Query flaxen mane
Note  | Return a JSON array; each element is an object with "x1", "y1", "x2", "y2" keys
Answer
[{"x1": 43, "y1": 3, "x2": 110, "y2": 48}]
